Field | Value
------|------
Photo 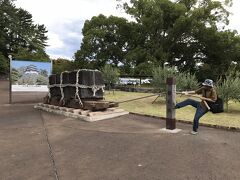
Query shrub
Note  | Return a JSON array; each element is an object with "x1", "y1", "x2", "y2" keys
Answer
[
  {"x1": 176, "y1": 72, "x2": 199, "y2": 91},
  {"x1": 152, "y1": 66, "x2": 176, "y2": 92},
  {"x1": 216, "y1": 75, "x2": 240, "y2": 111},
  {"x1": 152, "y1": 66, "x2": 199, "y2": 93},
  {"x1": 101, "y1": 65, "x2": 120, "y2": 90}
]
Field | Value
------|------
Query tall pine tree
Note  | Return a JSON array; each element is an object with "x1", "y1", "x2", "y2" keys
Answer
[{"x1": 0, "y1": 0, "x2": 49, "y2": 75}]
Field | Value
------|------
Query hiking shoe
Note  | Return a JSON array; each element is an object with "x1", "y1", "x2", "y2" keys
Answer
[{"x1": 190, "y1": 131, "x2": 198, "y2": 135}]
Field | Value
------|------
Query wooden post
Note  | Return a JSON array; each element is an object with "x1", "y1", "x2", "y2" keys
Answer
[{"x1": 166, "y1": 77, "x2": 176, "y2": 130}]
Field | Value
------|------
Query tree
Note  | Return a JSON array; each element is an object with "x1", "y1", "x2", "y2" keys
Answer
[
  {"x1": 152, "y1": 66, "x2": 199, "y2": 92},
  {"x1": 121, "y1": 0, "x2": 235, "y2": 74},
  {"x1": 134, "y1": 62, "x2": 155, "y2": 76},
  {"x1": 195, "y1": 29, "x2": 240, "y2": 81},
  {"x1": 36, "y1": 75, "x2": 48, "y2": 85},
  {"x1": 176, "y1": 72, "x2": 199, "y2": 91},
  {"x1": 15, "y1": 47, "x2": 49, "y2": 62},
  {"x1": 101, "y1": 64, "x2": 120, "y2": 90},
  {"x1": 0, "y1": 0, "x2": 49, "y2": 72},
  {"x1": 0, "y1": 52, "x2": 8, "y2": 75},
  {"x1": 52, "y1": 58, "x2": 75, "y2": 74},
  {"x1": 152, "y1": 66, "x2": 177, "y2": 92},
  {"x1": 216, "y1": 69, "x2": 240, "y2": 111},
  {"x1": 75, "y1": 14, "x2": 131, "y2": 70},
  {"x1": 11, "y1": 68, "x2": 19, "y2": 83},
  {"x1": 76, "y1": 0, "x2": 240, "y2": 79},
  {"x1": 39, "y1": 69, "x2": 48, "y2": 77}
]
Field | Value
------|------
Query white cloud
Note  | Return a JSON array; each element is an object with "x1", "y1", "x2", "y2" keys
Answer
[
  {"x1": 47, "y1": 32, "x2": 64, "y2": 49},
  {"x1": 227, "y1": 0, "x2": 240, "y2": 32},
  {"x1": 15, "y1": 0, "x2": 129, "y2": 59},
  {"x1": 15, "y1": 0, "x2": 128, "y2": 25},
  {"x1": 67, "y1": 32, "x2": 81, "y2": 38}
]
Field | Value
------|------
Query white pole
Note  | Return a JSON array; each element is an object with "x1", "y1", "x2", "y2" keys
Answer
[{"x1": 8, "y1": 54, "x2": 12, "y2": 104}]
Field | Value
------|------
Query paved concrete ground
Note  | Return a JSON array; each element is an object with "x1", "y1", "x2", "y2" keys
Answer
[{"x1": 1, "y1": 80, "x2": 240, "y2": 180}]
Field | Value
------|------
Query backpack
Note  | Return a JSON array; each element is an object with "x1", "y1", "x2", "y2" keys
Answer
[
  {"x1": 207, "y1": 97, "x2": 224, "y2": 113},
  {"x1": 204, "y1": 89, "x2": 224, "y2": 113}
]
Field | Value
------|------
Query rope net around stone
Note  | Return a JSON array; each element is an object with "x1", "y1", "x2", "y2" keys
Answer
[
  {"x1": 47, "y1": 69, "x2": 105, "y2": 106},
  {"x1": 75, "y1": 69, "x2": 82, "y2": 106},
  {"x1": 60, "y1": 72, "x2": 65, "y2": 105}
]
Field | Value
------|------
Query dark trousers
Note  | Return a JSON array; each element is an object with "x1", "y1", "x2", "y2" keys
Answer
[{"x1": 176, "y1": 99, "x2": 208, "y2": 132}]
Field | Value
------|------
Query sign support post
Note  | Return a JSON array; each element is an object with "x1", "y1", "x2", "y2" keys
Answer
[{"x1": 8, "y1": 54, "x2": 12, "y2": 104}]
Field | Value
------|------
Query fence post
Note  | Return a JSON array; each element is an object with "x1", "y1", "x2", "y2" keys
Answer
[{"x1": 166, "y1": 77, "x2": 176, "y2": 130}]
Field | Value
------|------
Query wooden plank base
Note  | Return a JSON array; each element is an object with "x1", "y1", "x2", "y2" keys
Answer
[{"x1": 34, "y1": 103, "x2": 129, "y2": 122}]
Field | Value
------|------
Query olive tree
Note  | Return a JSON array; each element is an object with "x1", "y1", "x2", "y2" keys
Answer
[
  {"x1": 101, "y1": 64, "x2": 120, "y2": 91},
  {"x1": 152, "y1": 66, "x2": 199, "y2": 93},
  {"x1": 216, "y1": 72, "x2": 240, "y2": 111}
]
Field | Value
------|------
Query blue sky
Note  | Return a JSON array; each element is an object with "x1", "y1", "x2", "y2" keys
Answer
[
  {"x1": 15, "y1": 0, "x2": 240, "y2": 60},
  {"x1": 12, "y1": 60, "x2": 52, "y2": 75}
]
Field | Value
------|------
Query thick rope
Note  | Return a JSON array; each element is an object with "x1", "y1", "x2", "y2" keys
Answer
[
  {"x1": 47, "y1": 81, "x2": 51, "y2": 103},
  {"x1": 75, "y1": 69, "x2": 83, "y2": 106},
  {"x1": 48, "y1": 84, "x2": 105, "y2": 89},
  {"x1": 60, "y1": 72, "x2": 65, "y2": 105},
  {"x1": 117, "y1": 93, "x2": 161, "y2": 104},
  {"x1": 92, "y1": 70, "x2": 98, "y2": 96}
]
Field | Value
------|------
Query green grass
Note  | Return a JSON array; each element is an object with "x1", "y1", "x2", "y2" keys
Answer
[{"x1": 105, "y1": 90, "x2": 240, "y2": 128}]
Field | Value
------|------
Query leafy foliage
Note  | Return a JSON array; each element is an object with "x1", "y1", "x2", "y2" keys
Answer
[
  {"x1": 216, "y1": 70, "x2": 240, "y2": 111},
  {"x1": 11, "y1": 68, "x2": 19, "y2": 83},
  {"x1": 176, "y1": 72, "x2": 199, "y2": 91},
  {"x1": 15, "y1": 47, "x2": 49, "y2": 62},
  {"x1": 152, "y1": 66, "x2": 176, "y2": 92},
  {"x1": 152, "y1": 66, "x2": 199, "y2": 92},
  {"x1": 36, "y1": 75, "x2": 48, "y2": 85},
  {"x1": 52, "y1": 59, "x2": 75, "y2": 74},
  {"x1": 75, "y1": 0, "x2": 240, "y2": 80},
  {"x1": 0, "y1": 52, "x2": 8, "y2": 75},
  {"x1": 101, "y1": 64, "x2": 120, "y2": 90},
  {"x1": 0, "y1": 0, "x2": 49, "y2": 75},
  {"x1": 75, "y1": 14, "x2": 131, "y2": 69}
]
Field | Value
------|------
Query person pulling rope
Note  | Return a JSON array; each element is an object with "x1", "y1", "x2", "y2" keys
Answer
[{"x1": 175, "y1": 79, "x2": 217, "y2": 135}]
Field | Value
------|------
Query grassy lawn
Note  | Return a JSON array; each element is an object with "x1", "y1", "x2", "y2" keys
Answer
[{"x1": 105, "y1": 90, "x2": 240, "y2": 128}]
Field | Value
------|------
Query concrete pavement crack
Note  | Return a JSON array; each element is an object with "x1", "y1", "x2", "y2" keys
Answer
[{"x1": 39, "y1": 111, "x2": 60, "y2": 180}]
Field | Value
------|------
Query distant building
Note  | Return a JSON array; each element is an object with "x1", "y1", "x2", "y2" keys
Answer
[
  {"x1": 118, "y1": 78, "x2": 151, "y2": 85},
  {"x1": 24, "y1": 65, "x2": 39, "y2": 75}
]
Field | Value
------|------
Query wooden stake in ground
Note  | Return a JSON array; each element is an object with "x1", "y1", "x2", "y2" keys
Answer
[{"x1": 166, "y1": 77, "x2": 176, "y2": 130}]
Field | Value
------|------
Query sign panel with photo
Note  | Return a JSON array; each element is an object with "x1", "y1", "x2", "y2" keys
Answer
[{"x1": 11, "y1": 60, "x2": 52, "y2": 92}]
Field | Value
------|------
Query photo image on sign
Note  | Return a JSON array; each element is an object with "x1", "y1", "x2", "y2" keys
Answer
[
  {"x1": 12, "y1": 60, "x2": 51, "y2": 92},
  {"x1": 12, "y1": 64, "x2": 49, "y2": 85},
  {"x1": 12, "y1": 62, "x2": 49, "y2": 85}
]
